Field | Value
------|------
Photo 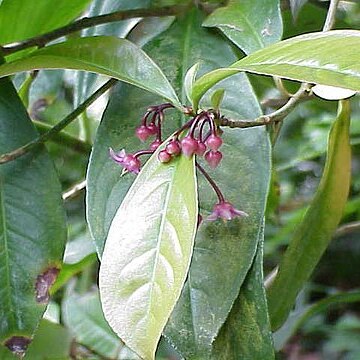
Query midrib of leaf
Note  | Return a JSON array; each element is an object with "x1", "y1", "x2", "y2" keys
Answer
[{"x1": 0, "y1": 175, "x2": 16, "y2": 328}]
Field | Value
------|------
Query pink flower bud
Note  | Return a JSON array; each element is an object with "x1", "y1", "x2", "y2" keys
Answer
[
  {"x1": 207, "y1": 201, "x2": 248, "y2": 221},
  {"x1": 180, "y1": 136, "x2": 198, "y2": 157},
  {"x1": 158, "y1": 150, "x2": 172, "y2": 163},
  {"x1": 150, "y1": 139, "x2": 162, "y2": 151},
  {"x1": 135, "y1": 125, "x2": 151, "y2": 142},
  {"x1": 205, "y1": 134, "x2": 223, "y2": 151},
  {"x1": 204, "y1": 150, "x2": 222, "y2": 168},
  {"x1": 147, "y1": 123, "x2": 158, "y2": 135},
  {"x1": 195, "y1": 141, "x2": 206, "y2": 157},
  {"x1": 166, "y1": 140, "x2": 181, "y2": 156}
]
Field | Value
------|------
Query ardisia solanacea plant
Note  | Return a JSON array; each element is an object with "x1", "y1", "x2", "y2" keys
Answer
[{"x1": 0, "y1": 0, "x2": 360, "y2": 359}]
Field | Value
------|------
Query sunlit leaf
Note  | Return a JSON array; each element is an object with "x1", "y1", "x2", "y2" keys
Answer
[
  {"x1": 0, "y1": 37, "x2": 181, "y2": 107},
  {"x1": 99, "y1": 148, "x2": 198, "y2": 359},
  {"x1": 192, "y1": 30, "x2": 360, "y2": 109}
]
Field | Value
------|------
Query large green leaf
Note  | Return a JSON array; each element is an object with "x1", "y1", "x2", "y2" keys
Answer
[
  {"x1": 99, "y1": 148, "x2": 198, "y2": 360},
  {"x1": 203, "y1": 0, "x2": 282, "y2": 55},
  {"x1": 0, "y1": 77, "x2": 66, "y2": 354},
  {"x1": 211, "y1": 228, "x2": 275, "y2": 360},
  {"x1": 87, "y1": 9, "x2": 270, "y2": 358},
  {"x1": 267, "y1": 100, "x2": 352, "y2": 330},
  {"x1": 0, "y1": 36, "x2": 181, "y2": 107},
  {"x1": 192, "y1": 30, "x2": 360, "y2": 109},
  {"x1": 0, "y1": 0, "x2": 91, "y2": 45}
]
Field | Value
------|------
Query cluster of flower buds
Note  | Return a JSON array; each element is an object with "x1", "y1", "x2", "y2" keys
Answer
[{"x1": 110, "y1": 103, "x2": 248, "y2": 222}]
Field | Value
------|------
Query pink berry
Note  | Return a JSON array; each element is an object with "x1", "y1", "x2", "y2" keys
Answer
[
  {"x1": 180, "y1": 136, "x2": 198, "y2": 157},
  {"x1": 166, "y1": 140, "x2": 181, "y2": 155},
  {"x1": 158, "y1": 150, "x2": 172, "y2": 163},
  {"x1": 204, "y1": 150, "x2": 222, "y2": 168},
  {"x1": 195, "y1": 141, "x2": 206, "y2": 157},
  {"x1": 205, "y1": 134, "x2": 223, "y2": 150},
  {"x1": 150, "y1": 139, "x2": 162, "y2": 151},
  {"x1": 135, "y1": 125, "x2": 151, "y2": 142}
]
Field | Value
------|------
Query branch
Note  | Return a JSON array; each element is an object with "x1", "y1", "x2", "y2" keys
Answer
[
  {"x1": 33, "y1": 120, "x2": 91, "y2": 154},
  {"x1": 62, "y1": 179, "x2": 86, "y2": 200},
  {"x1": 323, "y1": 0, "x2": 340, "y2": 32},
  {"x1": 0, "y1": 78, "x2": 116, "y2": 165},
  {"x1": 1, "y1": 5, "x2": 188, "y2": 55},
  {"x1": 219, "y1": 83, "x2": 312, "y2": 129}
]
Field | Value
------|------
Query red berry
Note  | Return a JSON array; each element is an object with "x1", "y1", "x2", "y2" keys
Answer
[
  {"x1": 166, "y1": 140, "x2": 181, "y2": 155},
  {"x1": 205, "y1": 134, "x2": 223, "y2": 150},
  {"x1": 180, "y1": 136, "x2": 198, "y2": 157},
  {"x1": 204, "y1": 150, "x2": 222, "y2": 168},
  {"x1": 158, "y1": 150, "x2": 172, "y2": 163}
]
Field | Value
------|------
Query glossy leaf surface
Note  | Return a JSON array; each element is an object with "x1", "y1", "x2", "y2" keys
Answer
[
  {"x1": 0, "y1": 0, "x2": 91, "y2": 45},
  {"x1": 0, "y1": 37, "x2": 181, "y2": 107},
  {"x1": 267, "y1": 100, "x2": 352, "y2": 330},
  {"x1": 192, "y1": 30, "x2": 360, "y2": 109},
  {"x1": 211, "y1": 230, "x2": 275, "y2": 360},
  {"x1": 203, "y1": 0, "x2": 282, "y2": 54},
  {"x1": 99, "y1": 149, "x2": 198, "y2": 360},
  {"x1": 0, "y1": 78, "x2": 66, "y2": 348}
]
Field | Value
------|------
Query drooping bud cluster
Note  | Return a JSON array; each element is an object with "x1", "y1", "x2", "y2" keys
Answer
[{"x1": 110, "y1": 103, "x2": 247, "y2": 222}]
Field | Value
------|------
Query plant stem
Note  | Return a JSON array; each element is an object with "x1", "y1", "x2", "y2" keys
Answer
[
  {"x1": 62, "y1": 179, "x2": 86, "y2": 200},
  {"x1": 219, "y1": 83, "x2": 312, "y2": 129},
  {"x1": 0, "y1": 78, "x2": 117, "y2": 165},
  {"x1": 323, "y1": 0, "x2": 340, "y2": 32},
  {"x1": 33, "y1": 120, "x2": 92, "y2": 154},
  {"x1": 196, "y1": 161, "x2": 224, "y2": 202},
  {"x1": 1, "y1": 5, "x2": 188, "y2": 55}
]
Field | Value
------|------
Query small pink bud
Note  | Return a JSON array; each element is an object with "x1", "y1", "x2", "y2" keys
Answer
[
  {"x1": 158, "y1": 150, "x2": 172, "y2": 163},
  {"x1": 147, "y1": 123, "x2": 158, "y2": 135},
  {"x1": 123, "y1": 154, "x2": 141, "y2": 174},
  {"x1": 207, "y1": 201, "x2": 248, "y2": 221},
  {"x1": 166, "y1": 140, "x2": 181, "y2": 156},
  {"x1": 205, "y1": 150, "x2": 222, "y2": 168},
  {"x1": 195, "y1": 141, "x2": 206, "y2": 157},
  {"x1": 150, "y1": 139, "x2": 162, "y2": 151},
  {"x1": 205, "y1": 134, "x2": 223, "y2": 150},
  {"x1": 135, "y1": 125, "x2": 151, "y2": 142},
  {"x1": 180, "y1": 136, "x2": 198, "y2": 157}
]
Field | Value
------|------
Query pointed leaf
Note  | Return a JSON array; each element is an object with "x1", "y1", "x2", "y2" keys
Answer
[
  {"x1": 184, "y1": 62, "x2": 201, "y2": 106},
  {"x1": 203, "y1": 0, "x2": 282, "y2": 55},
  {"x1": 0, "y1": 37, "x2": 181, "y2": 107},
  {"x1": 267, "y1": 100, "x2": 352, "y2": 330},
  {"x1": 99, "y1": 149, "x2": 198, "y2": 359},
  {"x1": 192, "y1": 30, "x2": 360, "y2": 109},
  {"x1": 0, "y1": 77, "x2": 66, "y2": 353},
  {"x1": 211, "y1": 228, "x2": 275, "y2": 360},
  {"x1": 0, "y1": 0, "x2": 91, "y2": 45}
]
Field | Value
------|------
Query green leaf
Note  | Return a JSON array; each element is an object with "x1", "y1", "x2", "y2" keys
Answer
[
  {"x1": 99, "y1": 148, "x2": 198, "y2": 360},
  {"x1": 210, "y1": 88, "x2": 225, "y2": 110},
  {"x1": 63, "y1": 290, "x2": 131, "y2": 358},
  {"x1": 0, "y1": 0, "x2": 92, "y2": 45},
  {"x1": 184, "y1": 62, "x2": 200, "y2": 106},
  {"x1": 87, "y1": 9, "x2": 270, "y2": 358},
  {"x1": 24, "y1": 320, "x2": 72, "y2": 359},
  {"x1": 0, "y1": 77, "x2": 67, "y2": 352},
  {"x1": 211, "y1": 228, "x2": 275, "y2": 360},
  {"x1": 203, "y1": 0, "x2": 282, "y2": 55},
  {"x1": 192, "y1": 30, "x2": 360, "y2": 109},
  {"x1": 267, "y1": 100, "x2": 352, "y2": 330},
  {"x1": 0, "y1": 36, "x2": 181, "y2": 107}
]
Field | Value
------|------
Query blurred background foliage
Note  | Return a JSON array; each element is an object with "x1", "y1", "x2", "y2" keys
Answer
[{"x1": 4, "y1": 0, "x2": 359, "y2": 359}]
